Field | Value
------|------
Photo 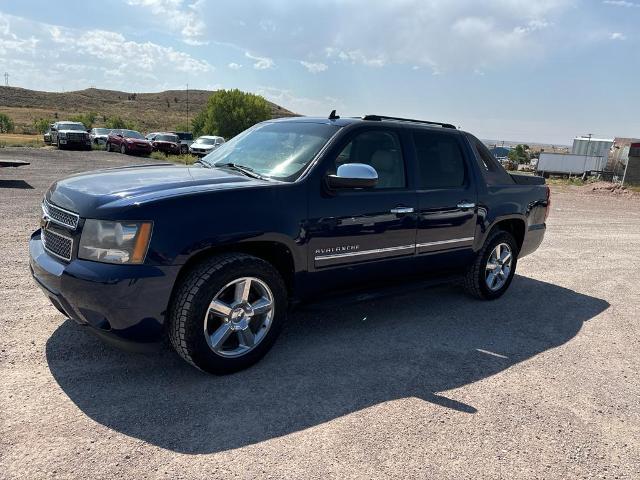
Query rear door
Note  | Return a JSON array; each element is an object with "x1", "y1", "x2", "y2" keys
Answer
[{"x1": 412, "y1": 129, "x2": 477, "y2": 262}]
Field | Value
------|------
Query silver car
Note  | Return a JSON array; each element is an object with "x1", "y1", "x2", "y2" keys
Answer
[{"x1": 189, "y1": 135, "x2": 225, "y2": 156}]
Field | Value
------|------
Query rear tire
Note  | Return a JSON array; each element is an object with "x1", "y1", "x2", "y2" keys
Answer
[
  {"x1": 168, "y1": 253, "x2": 288, "y2": 374},
  {"x1": 105, "y1": 142, "x2": 111, "y2": 152},
  {"x1": 464, "y1": 230, "x2": 518, "y2": 300}
]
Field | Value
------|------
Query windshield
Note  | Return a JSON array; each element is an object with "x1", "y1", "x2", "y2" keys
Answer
[
  {"x1": 58, "y1": 123, "x2": 85, "y2": 131},
  {"x1": 177, "y1": 132, "x2": 193, "y2": 140},
  {"x1": 122, "y1": 130, "x2": 144, "y2": 139},
  {"x1": 156, "y1": 134, "x2": 178, "y2": 142},
  {"x1": 197, "y1": 137, "x2": 217, "y2": 145},
  {"x1": 93, "y1": 128, "x2": 110, "y2": 135},
  {"x1": 202, "y1": 122, "x2": 338, "y2": 181}
]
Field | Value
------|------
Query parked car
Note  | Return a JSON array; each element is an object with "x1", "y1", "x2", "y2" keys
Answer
[
  {"x1": 30, "y1": 113, "x2": 550, "y2": 375},
  {"x1": 189, "y1": 135, "x2": 225, "y2": 156},
  {"x1": 145, "y1": 132, "x2": 160, "y2": 142},
  {"x1": 171, "y1": 131, "x2": 194, "y2": 154},
  {"x1": 151, "y1": 133, "x2": 181, "y2": 155},
  {"x1": 89, "y1": 128, "x2": 111, "y2": 145},
  {"x1": 50, "y1": 121, "x2": 91, "y2": 150},
  {"x1": 105, "y1": 129, "x2": 153, "y2": 155},
  {"x1": 43, "y1": 125, "x2": 53, "y2": 145}
]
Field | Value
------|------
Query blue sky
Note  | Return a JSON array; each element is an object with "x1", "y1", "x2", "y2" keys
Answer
[{"x1": 0, "y1": 0, "x2": 638, "y2": 144}]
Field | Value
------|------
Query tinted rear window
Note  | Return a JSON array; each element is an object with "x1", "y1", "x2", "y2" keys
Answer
[
  {"x1": 413, "y1": 131, "x2": 466, "y2": 189},
  {"x1": 467, "y1": 134, "x2": 514, "y2": 185}
]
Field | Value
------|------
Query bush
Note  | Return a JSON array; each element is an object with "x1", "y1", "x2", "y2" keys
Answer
[
  {"x1": 69, "y1": 112, "x2": 97, "y2": 129},
  {"x1": 196, "y1": 89, "x2": 271, "y2": 139},
  {"x1": 33, "y1": 118, "x2": 53, "y2": 134},
  {"x1": 105, "y1": 116, "x2": 137, "y2": 130},
  {"x1": 0, "y1": 113, "x2": 15, "y2": 133}
]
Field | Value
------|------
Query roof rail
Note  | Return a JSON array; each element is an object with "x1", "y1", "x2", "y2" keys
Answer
[{"x1": 362, "y1": 115, "x2": 456, "y2": 129}]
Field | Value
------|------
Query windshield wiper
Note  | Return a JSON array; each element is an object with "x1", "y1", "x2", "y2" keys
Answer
[
  {"x1": 215, "y1": 163, "x2": 270, "y2": 181},
  {"x1": 194, "y1": 159, "x2": 211, "y2": 168}
]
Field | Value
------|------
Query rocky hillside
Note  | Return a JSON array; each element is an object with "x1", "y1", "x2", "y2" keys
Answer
[{"x1": 0, "y1": 86, "x2": 296, "y2": 133}]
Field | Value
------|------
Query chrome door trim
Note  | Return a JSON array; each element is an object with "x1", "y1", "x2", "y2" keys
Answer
[
  {"x1": 315, "y1": 244, "x2": 415, "y2": 262},
  {"x1": 416, "y1": 237, "x2": 474, "y2": 249}
]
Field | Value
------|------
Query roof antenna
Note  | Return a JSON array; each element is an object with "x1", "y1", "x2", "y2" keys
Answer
[{"x1": 328, "y1": 110, "x2": 340, "y2": 120}]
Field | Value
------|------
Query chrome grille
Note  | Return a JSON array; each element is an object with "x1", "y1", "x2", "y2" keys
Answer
[
  {"x1": 42, "y1": 229, "x2": 73, "y2": 262},
  {"x1": 67, "y1": 132, "x2": 86, "y2": 141},
  {"x1": 42, "y1": 200, "x2": 79, "y2": 230}
]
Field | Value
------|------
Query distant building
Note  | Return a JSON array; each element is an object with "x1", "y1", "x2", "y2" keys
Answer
[
  {"x1": 623, "y1": 143, "x2": 640, "y2": 186},
  {"x1": 571, "y1": 137, "x2": 613, "y2": 158},
  {"x1": 489, "y1": 146, "x2": 511, "y2": 160}
]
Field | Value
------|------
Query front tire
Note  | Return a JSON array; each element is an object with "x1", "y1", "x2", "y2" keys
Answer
[
  {"x1": 120, "y1": 143, "x2": 127, "y2": 155},
  {"x1": 464, "y1": 230, "x2": 518, "y2": 300},
  {"x1": 168, "y1": 253, "x2": 288, "y2": 374}
]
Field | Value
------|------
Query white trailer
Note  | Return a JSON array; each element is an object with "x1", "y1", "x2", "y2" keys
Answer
[{"x1": 536, "y1": 153, "x2": 607, "y2": 176}]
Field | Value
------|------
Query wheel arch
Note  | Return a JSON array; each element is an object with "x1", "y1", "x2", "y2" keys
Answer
[
  {"x1": 170, "y1": 240, "x2": 297, "y2": 304},
  {"x1": 483, "y1": 216, "x2": 526, "y2": 252}
]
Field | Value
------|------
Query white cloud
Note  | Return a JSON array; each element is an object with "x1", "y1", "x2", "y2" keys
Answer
[
  {"x1": 126, "y1": 0, "x2": 207, "y2": 45},
  {"x1": 300, "y1": 61, "x2": 328, "y2": 73},
  {"x1": 0, "y1": 12, "x2": 213, "y2": 91},
  {"x1": 256, "y1": 86, "x2": 342, "y2": 115},
  {"x1": 245, "y1": 51, "x2": 274, "y2": 70},
  {"x1": 228, "y1": 62, "x2": 243, "y2": 70},
  {"x1": 188, "y1": 0, "x2": 573, "y2": 74},
  {"x1": 603, "y1": 0, "x2": 640, "y2": 6},
  {"x1": 609, "y1": 32, "x2": 626, "y2": 40}
]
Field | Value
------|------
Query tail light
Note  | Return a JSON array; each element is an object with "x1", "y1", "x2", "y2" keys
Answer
[{"x1": 544, "y1": 185, "x2": 551, "y2": 222}]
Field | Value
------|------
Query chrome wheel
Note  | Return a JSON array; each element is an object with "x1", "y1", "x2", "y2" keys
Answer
[
  {"x1": 485, "y1": 242, "x2": 512, "y2": 291},
  {"x1": 203, "y1": 277, "x2": 275, "y2": 358}
]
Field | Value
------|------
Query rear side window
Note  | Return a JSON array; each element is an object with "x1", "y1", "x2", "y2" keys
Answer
[
  {"x1": 468, "y1": 134, "x2": 514, "y2": 185},
  {"x1": 413, "y1": 131, "x2": 466, "y2": 189}
]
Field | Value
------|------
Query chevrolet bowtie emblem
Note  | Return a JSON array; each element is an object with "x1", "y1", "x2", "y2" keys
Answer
[{"x1": 40, "y1": 215, "x2": 51, "y2": 230}]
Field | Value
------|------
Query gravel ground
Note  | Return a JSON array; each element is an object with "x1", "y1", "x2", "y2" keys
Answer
[{"x1": 1, "y1": 148, "x2": 639, "y2": 479}]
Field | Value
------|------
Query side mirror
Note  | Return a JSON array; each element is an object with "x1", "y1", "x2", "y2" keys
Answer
[
  {"x1": 117, "y1": 134, "x2": 123, "y2": 138},
  {"x1": 326, "y1": 163, "x2": 378, "y2": 189}
]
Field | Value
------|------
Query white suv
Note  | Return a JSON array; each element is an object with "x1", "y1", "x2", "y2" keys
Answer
[{"x1": 189, "y1": 135, "x2": 225, "y2": 157}]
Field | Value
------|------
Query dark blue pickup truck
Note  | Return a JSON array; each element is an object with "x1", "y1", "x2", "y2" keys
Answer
[{"x1": 30, "y1": 114, "x2": 549, "y2": 374}]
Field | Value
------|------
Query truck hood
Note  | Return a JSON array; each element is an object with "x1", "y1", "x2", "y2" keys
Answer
[{"x1": 46, "y1": 164, "x2": 268, "y2": 216}]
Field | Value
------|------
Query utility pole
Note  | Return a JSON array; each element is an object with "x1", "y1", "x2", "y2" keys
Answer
[
  {"x1": 186, "y1": 83, "x2": 189, "y2": 128},
  {"x1": 4, "y1": 72, "x2": 8, "y2": 86},
  {"x1": 583, "y1": 133, "x2": 593, "y2": 176}
]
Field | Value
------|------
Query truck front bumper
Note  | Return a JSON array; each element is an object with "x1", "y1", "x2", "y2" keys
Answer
[{"x1": 29, "y1": 230, "x2": 180, "y2": 348}]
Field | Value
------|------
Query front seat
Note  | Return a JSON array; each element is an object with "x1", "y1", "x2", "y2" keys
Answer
[{"x1": 370, "y1": 149, "x2": 403, "y2": 188}]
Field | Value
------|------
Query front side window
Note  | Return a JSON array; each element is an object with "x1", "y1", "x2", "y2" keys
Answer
[
  {"x1": 203, "y1": 122, "x2": 339, "y2": 181},
  {"x1": 413, "y1": 131, "x2": 466, "y2": 189},
  {"x1": 334, "y1": 130, "x2": 406, "y2": 189}
]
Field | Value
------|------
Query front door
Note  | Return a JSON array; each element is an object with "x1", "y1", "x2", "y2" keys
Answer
[
  {"x1": 412, "y1": 129, "x2": 477, "y2": 264},
  {"x1": 307, "y1": 128, "x2": 417, "y2": 271}
]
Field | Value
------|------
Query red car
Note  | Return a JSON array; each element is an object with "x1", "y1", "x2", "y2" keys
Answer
[
  {"x1": 105, "y1": 129, "x2": 153, "y2": 156},
  {"x1": 151, "y1": 133, "x2": 181, "y2": 155}
]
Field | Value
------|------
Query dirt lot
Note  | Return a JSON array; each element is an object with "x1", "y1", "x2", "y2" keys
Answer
[{"x1": 1, "y1": 148, "x2": 639, "y2": 479}]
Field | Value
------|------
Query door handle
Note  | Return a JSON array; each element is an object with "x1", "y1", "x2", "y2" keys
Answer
[
  {"x1": 457, "y1": 202, "x2": 476, "y2": 210},
  {"x1": 390, "y1": 206, "x2": 414, "y2": 214}
]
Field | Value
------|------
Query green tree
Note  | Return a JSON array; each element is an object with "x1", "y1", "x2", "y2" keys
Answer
[
  {"x1": 69, "y1": 112, "x2": 97, "y2": 129},
  {"x1": 191, "y1": 108, "x2": 207, "y2": 137},
  {"x1": 508, "y1": 144, "x2": 529, "y2": 164},
  {"x1": 105, "y1": 116, "x2": 136, "y2": 130},
  {"x1": 175, "y1": 122, "x2": 191, "y2": 133},
  {"x1": 33, "y1": 118, "x2": 53, "y2": 134},
  {"x1": 0, "y1": 113, "x2": 15, "y2": 133},
  {"x1": 199, "y1": 89, "x2": 271, "y2": 139}
]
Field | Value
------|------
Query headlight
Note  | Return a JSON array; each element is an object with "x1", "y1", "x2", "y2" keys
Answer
[{"x1": 78, "y1": 220, "x2": 153, "y2": 264}]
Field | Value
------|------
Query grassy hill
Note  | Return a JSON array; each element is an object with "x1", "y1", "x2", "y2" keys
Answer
[{"x1": 0, "y1": 86, "x2": 297, "y2": 134}]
